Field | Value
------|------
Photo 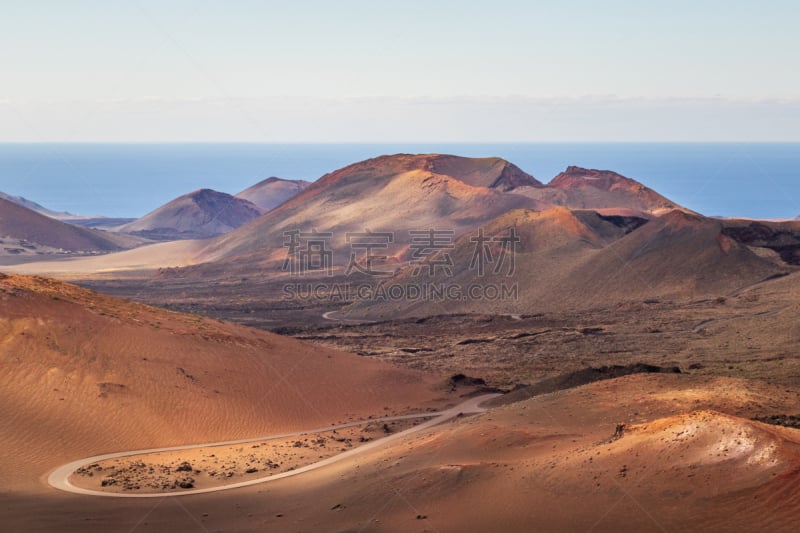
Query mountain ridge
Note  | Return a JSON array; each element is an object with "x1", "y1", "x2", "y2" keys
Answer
[
  {"x1": 117, "y1": 188, "x2": 263, "y2": 241},
  {"x1": 0, "y1": 197, "x2": 143, "y2": 255},
  {"x1": 235, "y1": 177, "x2": 310, "y2": 212}
]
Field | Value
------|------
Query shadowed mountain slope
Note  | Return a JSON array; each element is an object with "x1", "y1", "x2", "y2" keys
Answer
[
  {"x1": 0, "y1": 197, "x2": 142, "y2": 254},
  {"x1": 118, "y1": 189, "x2": 263, "y2": 241}
]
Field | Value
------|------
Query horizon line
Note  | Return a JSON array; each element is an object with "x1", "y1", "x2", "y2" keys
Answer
[{"x1": 1, "y1": 140, "x2": 800, "y2": 145}]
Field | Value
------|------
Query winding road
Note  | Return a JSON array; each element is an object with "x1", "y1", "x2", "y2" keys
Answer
[
  {"x1": 48, "y1": 393, "x2": 500, "y2": 498},
  {"x1": 321, "y1": 310, "x2": 373, "y2": 324}
]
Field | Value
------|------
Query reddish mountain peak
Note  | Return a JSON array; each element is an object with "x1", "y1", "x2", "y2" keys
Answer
[
  {"x1": 540, "y1": 166, "x2": 683, "y2": 214},
  {"x1": 549, "y1": 166, "x2": 641, "y2": 192},
  {"x1": 188, "y1": 188, "x2": 224, "y2": 201},
  {"x1": 250, "y1": 176, "x2": 310, "y2": 186},
  {"x1": 656, "y1": 208, "x2": 708, "y2": 228},
  {"x1": 184, "y1": 189, "x2": 261, "y2": 215},
  {"x1": 425, "y1": 154, "x2": 542, "y2": 190},
  {"x1": 312, "y1": 153, "x2": 541, "y2": 192},
  {"x1": 117, "y1": 189, "x2": 263, "y2": 240},
  {"x1": 235, "y1": 177, "x2": 310, "y2": 212}
]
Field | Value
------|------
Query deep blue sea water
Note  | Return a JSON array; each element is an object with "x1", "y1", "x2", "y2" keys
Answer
[{"x1": 0, "y1": 143, "x2": 798, "y2": 219}]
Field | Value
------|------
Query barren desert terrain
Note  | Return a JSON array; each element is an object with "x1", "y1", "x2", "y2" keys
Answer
[{"x1": 3, "y1": 155, "x2": 800, "y2": 532}]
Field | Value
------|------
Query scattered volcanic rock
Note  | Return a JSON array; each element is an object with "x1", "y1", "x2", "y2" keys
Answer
[{"x1": 721, "y1": 219, "x2": 800, "y2": 265}]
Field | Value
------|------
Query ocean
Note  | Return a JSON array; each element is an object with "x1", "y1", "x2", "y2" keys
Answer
[{"x1": 0, "y1": 143, "x2": 798, "y2": 219}]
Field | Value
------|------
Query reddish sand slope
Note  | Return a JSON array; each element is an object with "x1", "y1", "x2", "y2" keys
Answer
[
  {"x1": 7, "y1": 373, "x2": 800, "y2": 532},
  {"x1": 0, "y1": 273, "x2": 444, "y2": 493},
  {"x1": 270, "y1": 373, "x2": 800, "y2": 532}
]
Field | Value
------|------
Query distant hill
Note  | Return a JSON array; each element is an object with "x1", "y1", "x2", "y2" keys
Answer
[
  {"x1": 345, "y1": 207, "x2": 782, "y2": 319},
  {"x1": 235, "y1": 177, "x2": 310, "y2": 212},
  {"x1": 514, "y1": 166, "x2": 683, "y2": 215},
  {"x1": 0, "y1": 197, "x2": 142, "y2": 255},
  {"x1": 0, "y1": 191, "x2": 135, "y2": 229},
  {"x1": 198, "y1": 154, "x2": 547, "y2": 269},
  {"x1": 9, "y1": 153, "x2": 781, "y2": 322},
  {"x1": 67, "y1": 217, "x2": 137, "y2": 230},
  {"x1": 201, "y1": 157, "x2": 687, "y2": 273},
  {"x1": 117, "y1": 189, "x2": 263, "y2": 241},
  {"x1": 0, "y1": 191, "x2": 74, "y2": 219}
]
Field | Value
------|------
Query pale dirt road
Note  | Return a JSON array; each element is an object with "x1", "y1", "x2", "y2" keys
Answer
[
  {"x1": 321, "y1": 310, "x2": 372, "y2": 324},
  {"x1": 48, "y1": 393, "x2": 500, "y2": 498}
]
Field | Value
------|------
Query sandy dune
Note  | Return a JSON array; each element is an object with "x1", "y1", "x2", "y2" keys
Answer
[
  {"x1": 0, "y1": 273, "x2": 450, "y2": 496},
  {"x1": 6, "y1": 372, "x2": 800, "y2": 531},
  {"x1": 278, "y1": 373, "x2": 800, "y2": 532}
]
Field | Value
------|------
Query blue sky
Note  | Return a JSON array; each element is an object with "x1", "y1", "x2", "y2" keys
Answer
[{"x1": 1, "y1": 0, "x2": 798, "y2": 141}]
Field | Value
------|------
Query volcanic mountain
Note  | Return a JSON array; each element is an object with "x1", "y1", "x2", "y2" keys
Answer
[
  {"x1": 0, "y1": 154, "x2": 544, "y2": 280},
  {"x1": 515, "y1": 166, "x2": 682, "y2": 215},
  {"x1": 196, "y1": 154, "x2": 547, "y2": 271},
  {"x1": 0, "y1": 197, "x2": 142, "y2": 256},
  {"x1": 117, "y1": 188, "x2": 263, "y2": 241},
  {"x1": 0, "y1": 191, "x2": 136, "y2": 230},
  {"x1": 720, "y1": 217, "x2": 800, "y2": 265},
  {"x1": 6, "y1": 153, "x2": 777, "y2": 318},
  {"x1": 346, "y1": 207, "x2": 785, "y2": 318},
  {"x1": 0, "y1": 273, "x2": 442, "y2": 492},
  {"x1": 235, "y1": 177, "x2": 311, "y2": 211},
  {"x1": 0, "y1": 191, "x2": 74, "y2": 219}
]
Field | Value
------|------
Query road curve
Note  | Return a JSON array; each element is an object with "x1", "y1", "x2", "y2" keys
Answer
[
  {"x1": 321, "y1": 310, "x2": 372, "y2": 324},
  {"x1": 48, "y1": 394, "x2": 500, "y2": 498}
]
